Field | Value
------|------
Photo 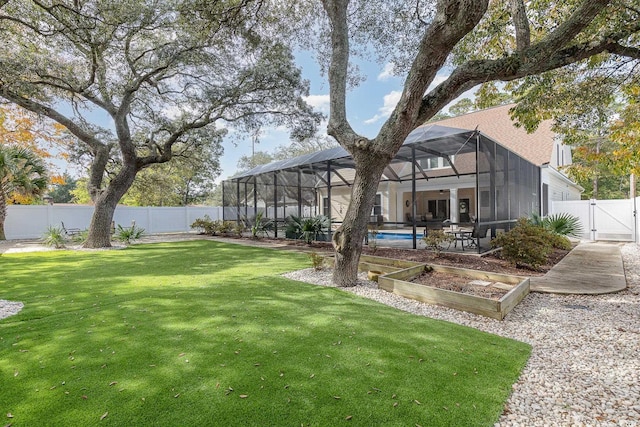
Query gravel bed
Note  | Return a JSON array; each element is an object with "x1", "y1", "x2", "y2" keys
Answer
[
  {"x1": 283, "y1": 243, "x2": 640, "y2": 426},
  {"x1": 0, "y1": 300, "x2": 24, "y2": 320}
]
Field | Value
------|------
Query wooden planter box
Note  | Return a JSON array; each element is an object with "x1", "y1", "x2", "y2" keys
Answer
[
  {"x1": 378, "y1": 263, "x2": 530, "y2": 320},
  {"x1": 357, "y1": 254, "x2": 424, "y2": 274}
]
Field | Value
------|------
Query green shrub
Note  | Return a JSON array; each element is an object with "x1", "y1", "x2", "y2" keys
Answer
[
  {"x1": 529, "y1": 212, "x2": 583, "y2": 238},
  {"x1": 286, "y1": 214, "x2": 331, "y2": 244},
  {"x1": 219, "y1": 221, "x2": 235, "y2": 236},
  {"x1": 422, "y1": 229, "x2": 454, "y2": 257},
  {"x1": 491, "y1": 218, "x2": 552, "y2": 269},
  {"x1": 243, "y1": 212, "x2": 274, "y2": 239},
  {"x1": 71, "y1": 229, "x2": 89, "y2": 244},
  {"x1": 114, "y1": 224, "x2": 145, "y2": 245},
  {"x1": 191, "y1": 215, "x2": 218, "y2": 235},
  {"x1": 543, "y1": 213, "x2": 584, "y2": 238},
  {"x1": 547, "y1": 233, "x2": 573, "y2": 250},
  {"x1": 308, "y1": 252, "x2": 325, "y2": 271},
  {"x1": 42, "y1": 226, "x2": 67, "y2": 249},
  {"x1": 368, "y1": 225, "x2": 379, "y2": 254},
  {"x1": 233, "y1": 222, "x2": 245, "y2": 237}
]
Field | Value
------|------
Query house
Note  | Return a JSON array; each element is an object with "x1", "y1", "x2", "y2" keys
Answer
[
  {"x1": 222, "y1": 104, "x2": 582, "y2": 250},
  {"x1": 425, "y1": 104, "x2": 582, "y2": 216}
]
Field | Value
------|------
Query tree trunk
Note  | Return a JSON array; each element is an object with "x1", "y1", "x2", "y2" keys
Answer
[
  {"x1": 84, "y1": 167, "x2": 138, "y2": 248},
  {"x1": 332, "y1": 156, "x2": 388, "y2": 287}
]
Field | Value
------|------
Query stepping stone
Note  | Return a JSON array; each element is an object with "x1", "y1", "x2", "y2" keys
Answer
[
  {"x1": 492, "y1": 282, "x2": 515, "y2": 291},
  {"x1": 468, "y1": 280, "x2": 492, "y2": 287}
]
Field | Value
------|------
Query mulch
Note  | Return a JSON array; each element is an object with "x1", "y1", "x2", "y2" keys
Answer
[{"x1": 249, "y1": 237, "x2": 570, "y2": 277}]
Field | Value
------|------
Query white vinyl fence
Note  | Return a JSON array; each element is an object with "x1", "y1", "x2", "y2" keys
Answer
[
  {"x1": 551, "y1": 197, "x2": 639, "y2": 243},
  {"x1": 4, "y1": 204, "x2": 223, "y2": 240}
]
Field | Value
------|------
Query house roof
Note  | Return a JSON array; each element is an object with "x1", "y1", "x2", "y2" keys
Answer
[
  {"x1": 231, "y1": 124, "x2": 480, "y2": 181},
  {"x1": 425, "y1": 104, "x2": 555, "y2": 166}
]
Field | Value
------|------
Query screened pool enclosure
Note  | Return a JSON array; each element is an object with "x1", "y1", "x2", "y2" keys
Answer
[{"x1": 222, "y1": 125, "x2": 541, "y2": 252}]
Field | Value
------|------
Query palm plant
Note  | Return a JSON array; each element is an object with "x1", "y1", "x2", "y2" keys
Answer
[
  {"x1": 0, "y1": 145, "x2": 48, "y2": 240},
  {"x1": 528, "y1": 212, "x2": 584, "y2": 238},
  {"x1": 286, "y1": 214, "x2": 331, "y2": 244},
  {"x1": 242, "y1": 212, "x2": 274, "y2": 239},
  {"x1": 542, "y1": 213, "x2": 584, "y2": 238},
  {"x1": 42, "y1": 225, "x2": 67, "y2": 249}
]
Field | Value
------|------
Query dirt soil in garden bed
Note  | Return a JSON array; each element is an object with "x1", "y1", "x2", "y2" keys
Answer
[
  {"x1": 411, "y1": 271, "x2": 510, "y2": 300},
  {"x1": 253, "y1": 238, "x2": 570, "y2": 277}
]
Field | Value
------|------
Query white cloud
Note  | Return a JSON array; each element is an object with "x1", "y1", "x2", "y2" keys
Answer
[
  {"x1": 304, "y1": 94, "x2": 330, "y2": 113},
  {"x1": 364, "y1": 90, "x2": 402, "y2": 124},
  {"x1": 377, "y1": 63, "x2": 395, "y2": 81}
]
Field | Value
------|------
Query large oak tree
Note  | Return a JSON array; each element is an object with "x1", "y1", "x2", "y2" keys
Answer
[
  {"x1": 0, "y1": 0, "x2": 320, "y2": 247},
  {"x1": 297, "y1": 0, "x2": 640, "y2": 286}
]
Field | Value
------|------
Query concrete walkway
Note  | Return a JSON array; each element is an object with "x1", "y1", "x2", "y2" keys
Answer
[{"x1": 530, "y1": 242, "x2": 627, "y2": 294}]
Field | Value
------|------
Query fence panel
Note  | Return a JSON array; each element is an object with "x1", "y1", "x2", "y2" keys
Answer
[
  {"x1": 593, "y1": 199, "x2": 635, "y2": 241},
  {"x1": 550, "y1": 200, "x2": 592, "y2": 240},
  {"x1": 552, "y1": 198, "x2": 638, "y2": 242},
  {"x1": 4, "y1": 205, "x2": 223, "y2": 240}
]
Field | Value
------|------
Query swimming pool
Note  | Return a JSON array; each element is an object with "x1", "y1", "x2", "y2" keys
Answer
[{"x1": 368, "y1": 232, "x2": 418, "y2": 240}]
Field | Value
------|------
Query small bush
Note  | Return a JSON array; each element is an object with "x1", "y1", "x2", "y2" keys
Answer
[
  {"x1": 191, "y1": 215, "x2": 218, "y2": 235},
  {"x1": 71, "y1": 229, "x2": 89, "y2": 244},
  {"x1": 422, "y1": 229, "x2": 454, "y2": 257},
  {"x1": 491, "y1": 218, "x2": 552, "y2": 269},
  {"x1": 219, "y1": 221, "x2": 235, "y2": 236},
  {"x1": 368, "y1": 225, "x2": 379, "y2": 254},
  {"x1": 233, "y1": 222, "x2": 245, "y2": 237},
  {"x1": 308, "y1": 252, "x2": 325, "y2": 271},
  {"x1": 42, "y1": 226, "x2": 67, "y2": 249},
  {"x1": 286, "y1": 214, "x2": 331, "y2": 244},
  {"x1": 547, "y1": 233, "x2": 572, "y2": 250},
  {"x1": 243, "y1": 212, "x2": 274, "y2": 239},
  {"x1": 114, "y1": 224, "x2": 145, "y2": 245}
]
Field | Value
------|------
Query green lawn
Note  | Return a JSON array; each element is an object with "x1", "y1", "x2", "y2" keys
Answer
[{"x1": 0, "y1": 240, "x2": 530, "y2": 426}]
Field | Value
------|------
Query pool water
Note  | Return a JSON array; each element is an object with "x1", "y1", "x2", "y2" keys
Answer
[{"x1": 368, "y1": 232, "x2": 418, "y2": 240}]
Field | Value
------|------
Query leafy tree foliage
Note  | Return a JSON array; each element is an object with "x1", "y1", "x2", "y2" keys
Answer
[
  {"x1": 48, "y1": 172, "x2": 77, "y2": 203},
  {"x1": 0, "y1": 145, "x2": 48, "y2": 239},
  {"x1": 0, "y1": 0, "x2": 320, "y2": 247},
  {"x1": 288, "y1": 0, "x2": 640, "y2": 286}
]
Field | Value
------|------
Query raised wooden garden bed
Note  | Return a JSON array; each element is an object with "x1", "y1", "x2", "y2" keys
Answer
[{"x1": 378, "y1": 263, "x2": 530, "y2": 320}]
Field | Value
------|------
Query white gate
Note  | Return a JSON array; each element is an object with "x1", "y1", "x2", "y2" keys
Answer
[{"x1": 552, "y1": 198, "x2": 638, "y2": 242}]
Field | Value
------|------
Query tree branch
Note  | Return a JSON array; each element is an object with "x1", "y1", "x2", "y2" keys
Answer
[
  {"x1": 320, "y1": 0, "x2": 359, "y2": 145},
  {"x1": 536, "y1": 0, "x2": 610, "y2": 55},
  {"x1": 376, "y1": 0, "x2": 489, "y2": 154},
  {"x1": 607, "y1": 43, "x2": 640, "y2": 59},
  {"x1": 0, "y1": 86, "x2": 105, "y2": 151},
  {"x1": 510, "y1": 0, "x2": 530, "y2": 51},
  {"x1": 417, "y1": 30, "x2": 640, "y2": 123}
]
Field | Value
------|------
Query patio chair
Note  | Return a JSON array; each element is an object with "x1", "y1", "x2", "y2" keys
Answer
[
  {"x1": 61, "y1": 222, "x2": 82, "y2": 236},
  {"x1": 464, "y1": 224, "x2": 489, "y2": 249}
]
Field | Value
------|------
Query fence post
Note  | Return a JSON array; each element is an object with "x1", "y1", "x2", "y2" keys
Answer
[{"x1": 147, "y1": 207, "x2": 152, "y2": 234}]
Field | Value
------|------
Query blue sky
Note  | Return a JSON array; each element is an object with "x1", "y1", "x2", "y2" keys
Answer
[{"x1": 217, "y1": 52, "x2": 462, "y2": 183}]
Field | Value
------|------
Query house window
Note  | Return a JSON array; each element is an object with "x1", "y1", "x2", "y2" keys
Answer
[
  {"x1": 371, "y1": 194, "x2": 382, "y2": 215},
  {"x1": 422, "y1": 156, "x2": 454, "y2": 170},
  {"x1": 322, "y1": 197, "x2": 329, "y2": 217}
]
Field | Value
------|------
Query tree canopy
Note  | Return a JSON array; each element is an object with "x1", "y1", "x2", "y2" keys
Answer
[{"x1": 0, "y1": 0, "x2": 320, "y2": 246}]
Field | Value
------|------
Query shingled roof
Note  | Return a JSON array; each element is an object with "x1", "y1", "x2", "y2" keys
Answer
[{"x1": 425, "y1": 104, "x2": 555, "y2": 166}]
